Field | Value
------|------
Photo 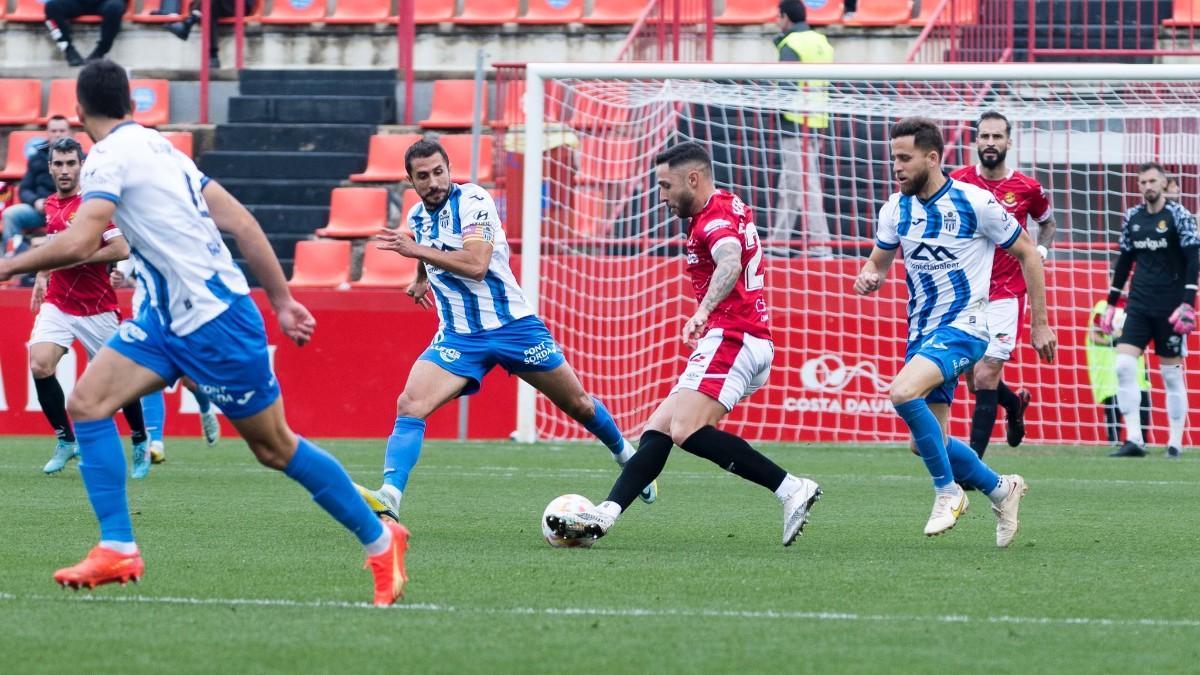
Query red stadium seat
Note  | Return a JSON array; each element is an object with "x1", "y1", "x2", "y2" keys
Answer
[
  {"x1": 440, "y1": 134, "x2": 494, "y2": 183},
  {"x1": 419, "y1": 80, "x2": 489, "y2": 129},
  {"x1": 262, "y1": 0, "x2": 326, "y2": 24},
  {"x1": 161, "y1": 131, "x2": 194, "y2": 157},
  {"x1": 315, "y1": 187, "x2": 389, "y2": 238},
  {"x1": 570, "y1": 82, "x2": 630, "y2": 130},
  {"x1": 909, "y1": 0, "x2": 978, "y2": 24},
  {"x1": 129, "y1": 80, "x2": 170, "y2": 127},
  {"x1": 392, "y1": 0, "x2": 454, "y2": 23},
  {"x1": 519, "y1": 0, "x2": 583, "y2": 23},
  {"x1": 7, "y1": 0, "x2": 50, "y2": 21},
  {"x1": 582, "y1": 0, "x2": 648, "y2": 24},
  {"x1": 1164, "y1": 0, "x2": 1200, "y2": 25},
  {"x1": 716, "y1": 0, "x2": 777, "y2": 24},
  {"x1": 132, "y1": 0, "x2": 190, "y2": 23},
  {"x1": 41, "y1": 80, "x2": 82, "y2": 126},
  {"x1": 288, "y1": 239, "x2": 351, "y2": 287},
  {"x1": 353, "y1": 243, "x2": 420, "y2": 287},
  {"x1": 0, "y1": 80, "x2": 43, "y2": 125},
  {"x1": 325, "y1": 0, "x2": 392, "y2": 24},
  {"x1": 74, "y1": 132, "x2": 94, "y2": 154},
  {"x1": 574, "y1": 135, "x2": 635, "y2": 184},
  {"x1": 0, "y1": 131, "x2": 47, "y2": 180},
  {"x1": 218, "y1": 1, "x2": 264, "y2": 23},
  {"x1": 844, "y1": 0, "x2": 913, "y2": 25},
  {"x1": 455, "y1": 0, "x2": 519, "y2": 24},
  {"x1": 804, "y1": 0, "x2": 843, "y2": 24},
  {"x1": 349, "y1": 133, "x2": 422, "y2": 182}
]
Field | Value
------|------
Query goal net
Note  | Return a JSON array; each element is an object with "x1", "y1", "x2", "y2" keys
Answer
[{"x1": 513, "y1": 63, "x2": 1200, "y2": 447}]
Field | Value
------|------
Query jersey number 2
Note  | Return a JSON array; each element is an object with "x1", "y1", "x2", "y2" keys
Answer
[{"x1": 743, "y1": 225, "x2": 764, "y2": 290}]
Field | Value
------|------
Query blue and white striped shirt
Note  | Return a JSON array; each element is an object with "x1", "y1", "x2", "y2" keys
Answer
[
  {"x1": 407, "y1": 183, "x2": 533, "y2": 334},
  {"x1": 876, "y1": 178, "x2": 1022, "y2": 343}
]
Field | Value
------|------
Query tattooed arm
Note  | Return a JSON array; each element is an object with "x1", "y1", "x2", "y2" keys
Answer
[{"x1": 682, "y1": 239, "x2": 743, "y2": 345}]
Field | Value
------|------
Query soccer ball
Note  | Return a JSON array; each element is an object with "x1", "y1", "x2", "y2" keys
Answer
[{"x1": 541, "y1": 493, "x2": 596, "y2": 548}]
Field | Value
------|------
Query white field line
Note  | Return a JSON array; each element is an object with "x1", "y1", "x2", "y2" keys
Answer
[{"x1": 1, "y1": 592, "x2": 1198, "y2": 629}]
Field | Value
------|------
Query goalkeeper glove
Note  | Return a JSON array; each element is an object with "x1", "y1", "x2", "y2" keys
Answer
[
  {"x1": 1099, "y1": 305, "x2": 1118, "y2": 335},
  {"x1": 1169, "y1": 303, "x2": 1197, "y2": 334}
]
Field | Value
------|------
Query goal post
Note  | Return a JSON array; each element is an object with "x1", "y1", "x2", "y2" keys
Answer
[{"x1": 514, "y1": 62, "x2": 1200, "y2": 446}]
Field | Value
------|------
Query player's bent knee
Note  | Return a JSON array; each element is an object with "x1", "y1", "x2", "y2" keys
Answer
[
  {"x1": 394, "y1": 393, "x2": 434, "y2": 420},
  {"x1": 889, "y1": 385, "x2": 921, "y2": 407},
  {"x1": 29, "y1": 359, "x2": 57, "y2": 380},
  {"x1": 564, "y1": 393, "x2": 595, "y2": 423},
  {"x1": 66, "y1": 387, "x2": 115, "y2": 422}
]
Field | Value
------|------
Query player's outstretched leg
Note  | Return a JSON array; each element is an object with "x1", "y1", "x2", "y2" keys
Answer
[
  {"x1": 945, "y1": 438, "x2": 1028, "y2": 547},
  {"x1": 582, "y1": 396, "x2": 657, "y2": 504},
  {"x1": 140, "y1": 389, "x2": 167, "y2": 464},
  {"x1": 122, "y1": 399, "x2": 151, "y2": 479},
  {"x1": 34, "y1": 373, "x2": 79, "y2": 474},
  {"x1": 997, "y1": 381, "x2": 1031, "y2": 448}
]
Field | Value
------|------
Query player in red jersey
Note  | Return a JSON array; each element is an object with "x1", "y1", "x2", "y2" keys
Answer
[
  {"x1": 28, "y1": 137, "x2": 150, "y2": 477},
  {"x1": 546, "y1": 142, "x2": 822, "y2": 547},
  {"x1": 950, "y1": 111, "x2": 1059, "y2": 458}
]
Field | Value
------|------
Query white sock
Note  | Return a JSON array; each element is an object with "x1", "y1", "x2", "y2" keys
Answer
[
  {"x1": 1115, "y1": 352, "x2": 1144, "y2": 445},
  {"x1": 985, "y1": 475, "x2": 1009, "y2": 504},
  {"x1": 363, "y1": 527, "x2": 393, "y2": 556},
  {"x1": 774, "y1": 474, "x2": 804, "y2": 502},
  {"x1": 1162, "y1": 363, "x2": 1187, "y2": 448},
  {"x1": 614, "y1": 440, "x2": 635, "y2": 465},
  {"x1": 99, "y1": 540, "x2": 138, "y2": 555},
  {"x1": 935, "y1": 484, "x2": 960, "y2": 498},
  {"x1": 597, "y1": 501, "x2": 622, "y2": 519},
  {"x1": 380, "y1": 484, "x2": 403, "y2": 505}
]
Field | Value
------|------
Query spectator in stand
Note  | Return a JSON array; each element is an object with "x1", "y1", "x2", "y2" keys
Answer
[
  {"x1": 159, "y1": 0, "x2": 259, "y2": 70},
  {"x1": 1087, "y1": 299, "x2": 1152, "y2": 447},
  {"x1": 771, "y1": 0, "x2": 835, "y2": 258},
  {"x1": 3, "y1": 116, "x2": 73, "y2": 256},
  {"x1": 45, "y1": 0, "x2": 128, "y2": 66}
]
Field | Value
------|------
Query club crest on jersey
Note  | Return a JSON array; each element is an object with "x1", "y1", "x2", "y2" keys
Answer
[
  {"x1": 1003, "y1": 191, "x2": 1017, "y2": 206},
  {"x1": 1157, "y1": 220, "x2": 1168, "y2": 233},
  {"x1": 942, "y1": 209, "x2": 959, "y2": 233}
]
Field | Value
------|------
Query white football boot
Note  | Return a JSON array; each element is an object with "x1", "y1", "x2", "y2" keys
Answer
[
  {"x1": 991, "y1": 474, "x2": 1028, "y2": 548},
  {"x1": 356, "y1": 483, "x2": 402, "y2": 523},
  {"x1": 546, "y1": 506, "x2": 615, "y2": 542},
  {"x1": 200, "y1": 410, "x2": 221, "y2": 446},
  {"x1": 781, "y1": 478, "x2": 822, "y2": 546},
  {"x1": 924, "y1": 484, "x2": 969, "y2": 536}
]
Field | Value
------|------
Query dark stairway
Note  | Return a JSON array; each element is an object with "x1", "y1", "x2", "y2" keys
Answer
[{"x1": 198, "y1": 69, "x2": 397, "y2": 282}]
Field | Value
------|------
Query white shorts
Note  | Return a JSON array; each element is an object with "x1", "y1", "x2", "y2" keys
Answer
[
  {"x1": 30, "y1": 303, "x2": 119, "y2": 358},
  {"x1": 671, "y1": 328, "x2": 773, "y2": 411},
  {"x1": 984, "y1": 296, "x2": 1025, "y2": 361}
]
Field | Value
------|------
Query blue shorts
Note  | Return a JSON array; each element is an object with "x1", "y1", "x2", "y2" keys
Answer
[
  {"x1": 419, "y1": 315, "x2": 566, "y2": 396},
  {"x1": 904, "y1": 326, "x2": 988, "y2": 405},
  {"x1": 107, "y1": 295, "x2": 281, "y2": 419}
]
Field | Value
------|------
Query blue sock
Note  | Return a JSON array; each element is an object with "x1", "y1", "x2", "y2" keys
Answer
[
  {"x1": 284, "y1": 437, "x2": 384, "y2": 546},
  {"x1": 193, "y1": 388, "x2": 212, "y2": 414},
  {"x1": 896, "y1": 399, "x2": 954, "y2": 489},
  {"x1": 583, "y1": 396, "x2": 627, "y2": 458},
  {"x1": 75, "y1": 418, "x2": 134, "y2": 543},
  {"x1": 383, "y1": 416, "x2": 426, "y2": 491},
  {"x1": 140, "y1": 390, "x2": 166, "y2": 443},
  {"x1": 946, "y1": 437, "x2": 1001, "y2": 494}
]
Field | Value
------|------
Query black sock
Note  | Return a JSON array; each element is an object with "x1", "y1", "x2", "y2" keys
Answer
[
  {"x1": 122, "y1": 400, "x2": 148, "y2": 445},
  {"x1": 679, "y1": 425, "x2": 786, "y2": 492},
  {"x1": 607, "y1": 430, "x2": 672, "y2": 510},
  {"x1": 34, "y1": 376, "x2": 74, "y2": 443},
  {"x1": 997, "y1": 381, "x2": 1021, "y2": 416},
  {"x1": 1103, "y1": 396, "x2": 1120, "y2": 444},
  {"x1": 970, "y1": 389, "x2": 999, "y2": 457}
]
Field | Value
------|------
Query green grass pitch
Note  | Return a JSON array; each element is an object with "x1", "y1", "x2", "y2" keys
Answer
[{"x1": 1, "y1": 435, "x2": 1197, "y2": 673}]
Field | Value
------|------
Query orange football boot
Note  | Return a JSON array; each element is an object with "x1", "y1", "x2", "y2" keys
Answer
[
  {"x1": 365, "y1": 521, "x2": 410, "y2": 606},
  {"x1": 54, "y1": 546, "x2": 145, "y2": 590}
]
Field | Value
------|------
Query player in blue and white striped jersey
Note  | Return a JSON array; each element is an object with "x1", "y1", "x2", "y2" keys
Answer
[
  {"x1": 854, "y1": 117, "x2": 1056, "y2": 547},
  {"x1": 355, "y1": 139, "x2": 656, "y2": 520}
]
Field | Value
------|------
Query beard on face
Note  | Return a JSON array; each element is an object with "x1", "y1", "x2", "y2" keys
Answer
[
  {"x1": 674, "y1": 191, "x2": 696, "y2": 219},
  {"x1": 978, "y1": 146, "x2": 1007, "y2": 170},
  {"x1": 1144, "y1": 188, "x2": 1161, "y2": 204},
  {"x1": 899, "y1": 167, "x2": 929, "y2": 197}
]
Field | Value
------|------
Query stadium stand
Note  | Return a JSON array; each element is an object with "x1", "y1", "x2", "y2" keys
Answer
[
  {"x1": 408, "y1": 0, "x2": 455, "y2": 23},
  {"x1": 162, "y1": 130, "x2": 194, "y2": 157},
  {"x1": 1164, "y1": 0, "x2": 1200, "y2": 25},
  {"x1": 350, "y1": 133, "x2": 422, "y2": 182},
  {"x1": 315, "y1": 187, "x2": 389, "y2": 238},
  {"x1": 910, "y1": 0, "x2": 979, "y2": 24},
  {"x1": 41, "y1": 80, "x2": 83, "y2": 126},
  {"x1": 132, "y1": 0, "x2": 190, "y2": 23},
  {"x1": 353, "y1": 243, "x2": 420, "y2": 287},
  {"x1": 519, "y1": 0, "x2": 584, "y2": 23},
  {"x1": 0, "y1": 80, "x2": 43, "y2": 125},
  {"x1": 844, "y1": 0, "x2": 915, "y2": 25},
  {"x1": 8, "y1": 0, "x2": 54, "y2": 22},
  {"x1": 419, "y1": 80, "x2": 489, "y2": 129},
  {"x1": 287, "y1": 239, "x2": 351, "y2": 287},
  {"x1": 262, "y1": 0, "x2": 326, "y2": 24},
  {"x1": 440, "y1": 134, "x2": 494, "y2": 183},
  {"x1": 804, "y1": 0, "x2": 845, "y2": 24},
  {"x1": 74, "y1": 132, "x2": 94, "y2": 153},
  {"x1": 130, "y1": 79, "x2": 171, "y2": 127},
  {"x1": 0, "y1": 131, "x2": 46, "y2": 181},
  {"x1": 325, "y1": 0, "x2": 394, "y2": 24},
  {"x1": 716, "y1": 0, "x2": 779, "y2": 24},
  {"x1": 582, "y1": 0, "x2": 648, "y2": 24},
  {"x1": 455, "y1": 0, "x2": 520, "y2": 24}
]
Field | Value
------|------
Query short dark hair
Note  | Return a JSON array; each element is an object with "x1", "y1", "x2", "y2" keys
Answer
[
  {"x1": 891, "y1": 117, "x2": 945, "y2": 156},
  {"x1": 1138, "y1": 161, "x2": 1166, "y2": 176},
  {"x1": 47, "y1": 114, "x2": 70, "y2": 127},
  {"x1": 779, "y1": 0, "x2": 806, "y2": 23},
  {"x1": 49, "y1": 137, "x2": 84, "y2": 163},
  {"x1": 976, "y1": 110, "x2": 1011, "y2": 136},
  {"x1": 76, "y1": 59, "x2": 132, "y2": 120},
  {"x1": 654, "y1": 141, "x2": 711, "y2": 172},
  {"x1": 404, "y1": 138, "x2": 451, "y2": 175}
]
